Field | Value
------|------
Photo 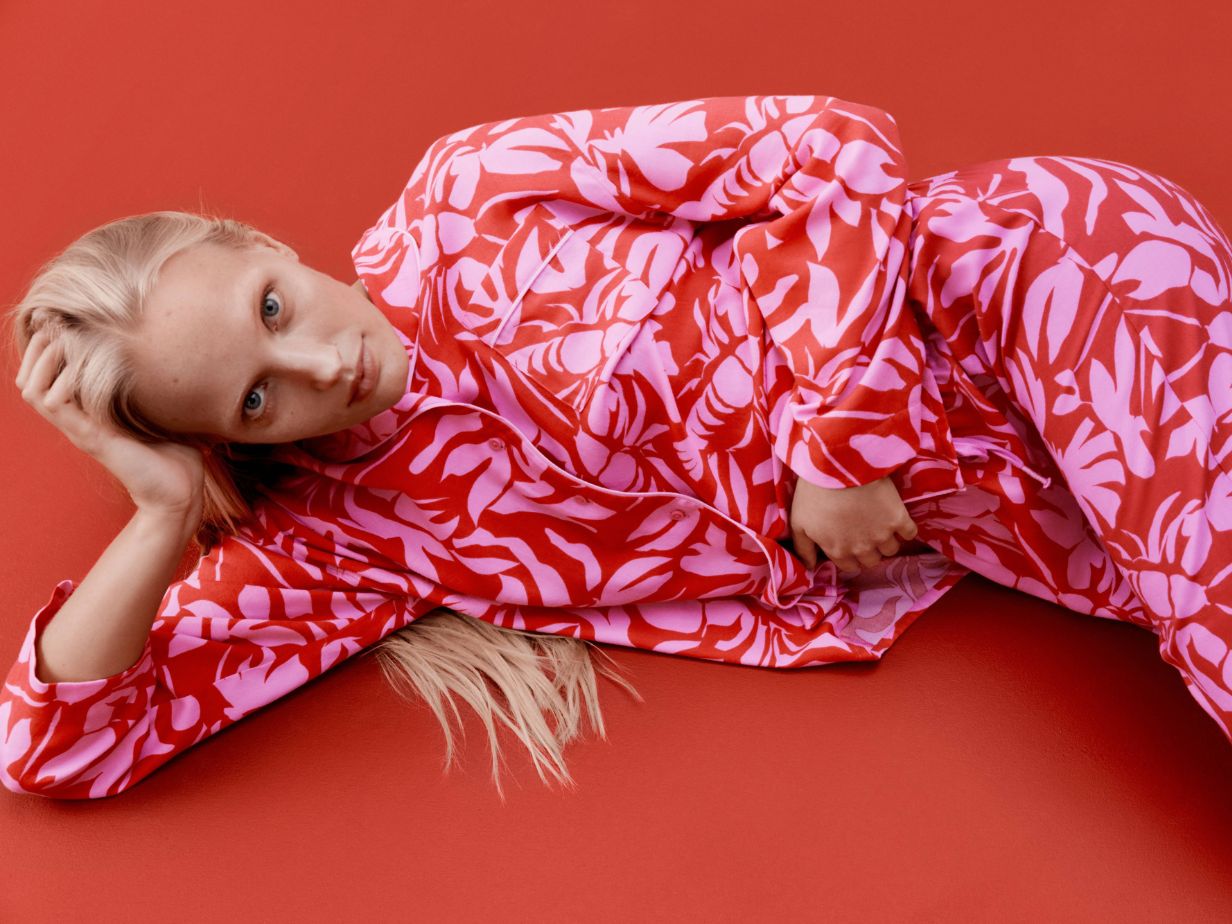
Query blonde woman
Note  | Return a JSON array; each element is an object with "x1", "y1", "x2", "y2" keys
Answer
[{"x1": 3, "y1": 93, "x2": 1229, "y2": 800}]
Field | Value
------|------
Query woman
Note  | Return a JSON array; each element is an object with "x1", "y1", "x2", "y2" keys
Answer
[{"x1": 3, "y1": 94, "x2": 1229, "y2": 801}]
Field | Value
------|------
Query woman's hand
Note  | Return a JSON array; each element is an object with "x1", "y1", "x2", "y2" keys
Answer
[
  {"x1": 789, "y1": 474, "x2": 919, "y2": 576},
  {"x1": 16, "y1": 328, "x2": 206, "y2": 518}
]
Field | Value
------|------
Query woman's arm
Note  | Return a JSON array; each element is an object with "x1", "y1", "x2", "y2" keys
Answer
[
  {"x1": 12, "y1": 326, "x2": 204, "y2": 683},
  {"x1": 1, "y1": 525, "x2": 428, "y2": 800},
  {"x1": 35, "y1": 505, "x2": 195, "y2": 683},
  {"x1": 370, "y1": 94, "x2": 929, "y2": 491},
  {"x1": 3, "y1": 309, "x2": 426, "y2": 800}
]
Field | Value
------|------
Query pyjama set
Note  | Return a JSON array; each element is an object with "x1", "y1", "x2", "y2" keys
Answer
[{"x1": 1, "y1": 95, "x2": 1228, "y2": 800}]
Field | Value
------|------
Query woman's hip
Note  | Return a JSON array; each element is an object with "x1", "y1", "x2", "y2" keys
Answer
[
  {"x1": 905, "y1": 156, "x2": 1232, "y2": 745},
  {"x1": 905, "y1": 153, "x2": 1232, "y2": 338},
  {"x1": 904, "y1": 154, "x2": 1232, "y2": 456},
  {"x1": 905, "y1": 153, "x2": 1232, "y2": 597}
]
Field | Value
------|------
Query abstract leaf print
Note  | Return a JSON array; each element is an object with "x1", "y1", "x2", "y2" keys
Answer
[
  {"x1": 6, "y1": 100, "x2": 1231, "y2": 798},
  {"x1": 905, "y1": 154, "x2": 1232, "y2": 744}
]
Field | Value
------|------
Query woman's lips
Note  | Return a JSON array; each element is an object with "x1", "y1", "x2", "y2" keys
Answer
[{"x1": 350, "y1": 338, "x2": 377, "y2": 405}]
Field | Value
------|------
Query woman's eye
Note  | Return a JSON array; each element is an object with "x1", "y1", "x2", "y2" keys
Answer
[
  {"x1": 243, "y1": 383, "x2": 266, "y2": 418},
  {"x1": 261, "y1": 288, "x2": 281, "y2": 323},
  {"x1": 243, "y1": 288, "x2": 281, "y2": 420}
]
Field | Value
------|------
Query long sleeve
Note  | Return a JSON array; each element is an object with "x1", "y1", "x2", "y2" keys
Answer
[
  {"x1": 382, "y1": 93, "x2": 927, "y2": 488},
  {"x1": 0, "y1": 525, "x2": 427, "y2": 800}
]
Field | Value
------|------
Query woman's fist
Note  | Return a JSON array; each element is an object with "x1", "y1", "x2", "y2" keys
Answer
[{"x1": 789, "y1": 474, "x2": 918, "y2": 576}]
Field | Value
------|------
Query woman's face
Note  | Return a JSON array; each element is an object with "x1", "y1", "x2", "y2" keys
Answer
[{"x1": 128, "y1": 240, "x2": 409, "y2": 445}]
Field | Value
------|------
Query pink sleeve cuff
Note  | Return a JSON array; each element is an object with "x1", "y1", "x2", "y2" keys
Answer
[{"x1": 10, "y1": 579, "x2": 156, "y2": 704}]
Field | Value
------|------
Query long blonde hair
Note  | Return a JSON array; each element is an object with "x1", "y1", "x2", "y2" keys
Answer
[{"x1": 5, "y1": 209, "x2": 641, "y2": 799}]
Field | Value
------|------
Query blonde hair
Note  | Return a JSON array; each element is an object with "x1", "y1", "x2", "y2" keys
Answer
[{"x1": 5, "y1": 209, "x2": 641, "y2": 799}]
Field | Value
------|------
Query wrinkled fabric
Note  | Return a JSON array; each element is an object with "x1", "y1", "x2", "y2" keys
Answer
[
  {"x1": 2, "y1": 97, "x2": 1228, "y2": 800},
  {"x1": 904, "y1": 155, "x2": 1232, "y2": 740}
]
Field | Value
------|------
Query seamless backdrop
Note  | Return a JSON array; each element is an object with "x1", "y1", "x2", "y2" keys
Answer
[{"x1": 0, "y1": 1, "x2": 1230, "y2": 921}]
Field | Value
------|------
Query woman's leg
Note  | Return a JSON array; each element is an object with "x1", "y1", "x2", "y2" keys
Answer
[
  {"x1": 908, "y1": 457, "x2": 1154, "y2": 631},
  {"x1": 912, "y1": 155, "x2": 1232, "y2": 742}
]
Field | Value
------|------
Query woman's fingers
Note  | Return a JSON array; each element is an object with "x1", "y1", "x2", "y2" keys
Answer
[
  {"x1": 791, "y1": 528, "x2": 819, "y2": 569},
  {"x1": 45, "y1": 356, "x2": 77, "y2": 403},
  {"x1": 14, "y1": 328, "x2": 48, "y2": 390},
  {"x1": 876, "y1": 535, "x2": 902, "y2": 557},
  {"x1": 15, "y1": 332, "x2": 48, "y2": 395},
  {"x1": 22, "y1": 336, "x2": 64, "y2": 404},
  {"x1": 45, "y1": 367, "x2": 91, "y2": 436},
  {"x1": 17, "y1": 335, "x2": 96, "y2": 451},
  {"x1": 792, "y1": 524, "x2": 921, "y2": 576},
  {"x1": 795, "y1": 532, "x2": 885, "y2": 572},
  {"x1": 853, "y1": 546, "x2": 884, "y2": 569},
  {"x1": 839, "y1": 537, "x2": 902, "y2": 573}
]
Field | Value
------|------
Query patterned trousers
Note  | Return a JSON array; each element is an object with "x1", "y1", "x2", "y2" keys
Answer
[{"x1": 903, "y1": 155, "x2": 1232, "y2": 744}]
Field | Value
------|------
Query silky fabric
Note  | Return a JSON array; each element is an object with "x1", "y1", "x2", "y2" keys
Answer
[
  {"x1": 904, "y1": 155, "x2": 1232, "y2": 739},
  {"x1": 1, "y1": 97, "x2": 1227, "y2": 799}
]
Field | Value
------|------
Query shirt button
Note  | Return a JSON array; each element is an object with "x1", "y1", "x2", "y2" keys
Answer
[
  {"x1": 670, "y1": 509, "x2": 687, "y2": 521},
  {"x1": 488, "y1": 438, "x2": 505, "y2": 451}
]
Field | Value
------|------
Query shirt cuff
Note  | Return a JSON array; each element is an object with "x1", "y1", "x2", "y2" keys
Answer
[{"x1": 9, "y1": 579, "x2": 156, "y2": 704}]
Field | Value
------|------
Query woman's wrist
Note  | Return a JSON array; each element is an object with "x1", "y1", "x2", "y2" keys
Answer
[{"x1": 133, "y1": 501, "x2": 200, "y2": 545}]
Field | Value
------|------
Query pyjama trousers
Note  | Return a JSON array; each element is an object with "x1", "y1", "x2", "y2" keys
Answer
[{"x1": 902, "y1": 155, "x2": 1232, "y2": 744}]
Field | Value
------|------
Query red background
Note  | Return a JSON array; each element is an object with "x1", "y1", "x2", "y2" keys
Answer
[{"x1": 1, "y1": 0, "x2": 1230, "y2": 919}]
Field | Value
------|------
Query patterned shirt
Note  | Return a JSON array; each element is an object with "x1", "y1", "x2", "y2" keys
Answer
[{"x1": 2, "y1": 94, "x2": 1049, "y2": 799}]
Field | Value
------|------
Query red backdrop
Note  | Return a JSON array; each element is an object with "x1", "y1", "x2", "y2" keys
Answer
[{"x1": 1, "y1": 0, "x2": 1230, "y2": 919}]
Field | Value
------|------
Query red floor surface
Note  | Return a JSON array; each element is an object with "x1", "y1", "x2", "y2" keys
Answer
[{"x1": 1, "y1": 1, "x2": 1230, "y2": 920}]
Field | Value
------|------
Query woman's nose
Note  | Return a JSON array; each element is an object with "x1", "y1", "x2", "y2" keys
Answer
[{"x1": 278, "y1": 343, "x2": 344, "y2": 389}]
